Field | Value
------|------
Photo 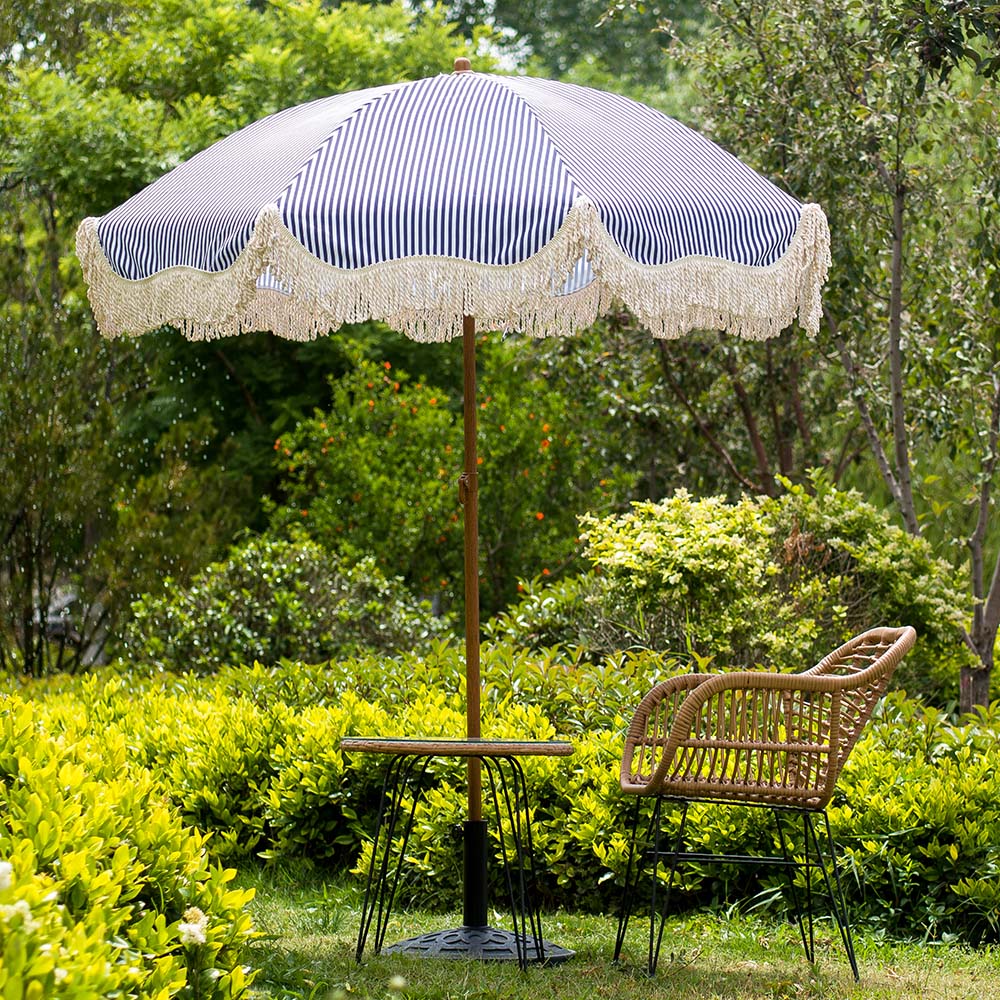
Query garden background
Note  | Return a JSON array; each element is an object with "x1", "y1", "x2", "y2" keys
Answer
[{"x1": 2, "y1": 2, "x2": 1000, "y2": 998}]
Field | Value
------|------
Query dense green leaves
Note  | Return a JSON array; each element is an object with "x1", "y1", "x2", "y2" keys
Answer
[
  {"x1": 676, "y1": 0, "x2": 1000, "y2": 709},
  {"x1": 492, "y1": 476, "x2": 973, "y2": 701},
  {"x1": 0, "y1": 1, "x2": 486, "y2": 675},
  {"x1": 11, "y1": 656, "x2": 1000, "y2": 942},
  {"x1": 266, "y1": 345, "x2": 627, "y2": 618},
  {"x1": 123, "y1": 531, "x2": 451, "y2": 673},
  {"x1": 0, "y1": 695, "x2": 256, "y2": 998}
]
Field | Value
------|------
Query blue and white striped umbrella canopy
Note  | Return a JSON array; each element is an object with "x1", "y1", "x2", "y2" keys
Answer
[{"x1": 77, "y1": 69, "x2": 830, "y2": 344}]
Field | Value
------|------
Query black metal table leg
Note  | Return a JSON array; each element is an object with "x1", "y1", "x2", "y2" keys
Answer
[
  {"x1": 343, "y1": 737, "x2": 575, "y2": 967},
  {"x1": 356, "y1": 754, "x2": 431, "y2": 960}
]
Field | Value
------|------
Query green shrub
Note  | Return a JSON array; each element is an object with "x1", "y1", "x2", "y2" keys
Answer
[
  {"x1": 123, "y1": 531, "x2": 451, "y2": 673},
  {"x1": 0, "y1": 695, "x2": 255, "y2": 999},
  {"x1": 265, "y1": 351, "x2": 626, "y2": 619},
  {"x1": 12, "y1": 649, "x2": 1000, "y2": 944},
  {"x1": 491, "y1": 475, "x2": 972, "y2": 702}
]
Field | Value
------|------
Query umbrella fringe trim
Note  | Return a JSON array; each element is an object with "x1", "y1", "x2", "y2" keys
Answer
[{"x1": 76, "y1": 200, "x2": 829, "y2": 342}]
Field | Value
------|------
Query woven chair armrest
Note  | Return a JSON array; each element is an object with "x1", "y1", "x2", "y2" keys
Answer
[
  {"x1": 623, "y1": 626, "x2": 916, "y2": 800},
  {"x1": 624, "y1": 672, "x2": 716, "y2": 739},
  {"x1": 800, "y1": 625, "x2": 916, "y2": 679},
  {"x1": 620, "y1": 673, "x2": 716, "y2": 791}
]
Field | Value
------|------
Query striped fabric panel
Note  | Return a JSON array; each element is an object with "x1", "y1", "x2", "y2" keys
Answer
[
  {"x1": 277, "y1": 73, "x2": 580, "y2": 269},
  {"x1": 97, "y1": 84, "x2": 403, "y2": 280},
  {"x1": 501, "y1": 75, "x2": 802, "y2": 268},
  {"x1": 95, "y1": 71, "x2": 803, "y2": 287}
]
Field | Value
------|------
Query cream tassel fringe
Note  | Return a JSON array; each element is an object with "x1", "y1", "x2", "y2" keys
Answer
[{"x1": 76, "y1": 199, "x2": 830, "y2": 343}]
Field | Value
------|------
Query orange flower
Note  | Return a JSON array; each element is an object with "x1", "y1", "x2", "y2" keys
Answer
[
  {"x1": 542, "y1": 423, "x2": 550, "y2": 432},
  {"x1": 542, "y1": 568, "x2": 551, "y2": 576},
  {"x1": 429, "y1": 397, "x2": 438, "y2": 405},
  {"x1": 300, "y1": 509, "x2": 308, "y2": 517},
  {"x1": 477, "y1": 456, "x2": 484, "y2": 465},
  {"x1": 368, "y1": 399, "x2": 375, "y2": 408},
  {"x1": 535, "y1": 511, "x2": 544, "y2": 520},
  {"x1": 540, "y1": 439, "x2": 550, "y2": 450},
  {"x1": 384, "y1": 361, "x2": 392, "y2": 370}
]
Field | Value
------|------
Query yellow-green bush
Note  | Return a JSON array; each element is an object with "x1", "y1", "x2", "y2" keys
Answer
[
  {"x1": 0, "y1": 695, "x2": 255, "y2": 999},
  {"x1": 490, "y1": 476, "x2": 972, "y2": 703},
  {"x1": 10, "y1": 648, "x2": 1000, "y2": 945}
]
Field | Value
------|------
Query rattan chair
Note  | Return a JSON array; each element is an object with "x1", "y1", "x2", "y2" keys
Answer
[{"x1": 614, "y1": 625, "x2": 916, "y2": 980}]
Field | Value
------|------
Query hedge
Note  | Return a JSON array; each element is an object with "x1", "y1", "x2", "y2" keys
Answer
[
  {"x1": 0, "y1": 693, "x2": 255, "y2": 999},
  {"x1": 8, "y1": 645, "x2": 1000, "y2": 945}
]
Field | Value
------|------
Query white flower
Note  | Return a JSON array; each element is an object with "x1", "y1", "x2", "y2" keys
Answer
[
  {"x1": 0, "y1": 861, "x2": 12, "y2": 892},
  {"x1": 178, "y1": 920, "x2": 207, "y2": 945},
  {"x1": 178, "y1": 906, "x2": 208, "y2": 946},
  {"x1": 388, "y1": 975, "x2": 407, "y2": 992},
  {"x1": 0, "y1": 898, "x2": 39, "y2": 932}
]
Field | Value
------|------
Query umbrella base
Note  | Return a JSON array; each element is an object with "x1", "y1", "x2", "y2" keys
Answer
[{"x1": 383, "y1": 924, "x2": 574, "y2": 965}]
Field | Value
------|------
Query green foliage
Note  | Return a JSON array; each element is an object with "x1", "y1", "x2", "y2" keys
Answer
[
  {"x1": 0, "y1": 693, "x2": 255, "y2": 998},
  {"x1": 679, "y1": 1, "x2": 1000, "y2": 709},
  {"x1": 267, "y1": 346, "x2": 625, "y2": 617},
  {"x1": 830, "y1": 694, "x2": 1000, "y2": 944},
  {"x1": 446, "y1": 1, "x2": 705, "y2": 99},
  {"x1": 123, "y1": 531, "x2": 450, "y2": 674},
  {"x1": 0, "y1": 0, "x2": 495, "y2": 678},
  {"x1": 492, "y1": 476, "x2": 972, "y2": 702},
  {"x1": 14, "y1": 649, "x2": 1000, "y2": 943}
]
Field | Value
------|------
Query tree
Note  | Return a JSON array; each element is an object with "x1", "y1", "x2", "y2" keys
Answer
[
  {"x1": 673, "y1": 1, "x2": 999, "y2": 710},
  {"x1": 267, "y1": 344, "x2": 628, "y2": 618}
]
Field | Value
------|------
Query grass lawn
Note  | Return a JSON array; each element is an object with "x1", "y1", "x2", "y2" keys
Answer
[{"x1": 238, "y1": 864, "x2": 997, "y2": 1000}]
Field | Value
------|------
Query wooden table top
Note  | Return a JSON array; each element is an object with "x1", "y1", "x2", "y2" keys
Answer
[{"x1": 340, "y1": 737, "x2": 575, "y2": 757}]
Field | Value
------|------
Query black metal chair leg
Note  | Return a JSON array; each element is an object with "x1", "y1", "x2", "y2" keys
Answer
[
  {"x1": 614, "y1": 795, "x2": 643, "y2": 963},
  {"x1": 808, "y1": 811, "x2": 859, "y2": 981},
  {"x1": 773, "y1": 807, "x2": 812, "y2": 963},
  {"x1": 650, "y1": 798, "x2": 688, "y2": 975}
]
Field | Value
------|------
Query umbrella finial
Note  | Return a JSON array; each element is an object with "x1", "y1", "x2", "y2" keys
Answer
[{"x1": 454, "y1": 57, "x2": 472, "y2": 73}]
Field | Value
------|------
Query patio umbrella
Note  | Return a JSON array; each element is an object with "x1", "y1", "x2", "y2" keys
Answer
[{"x1": 76, "y1": 58, "x2": 830, "y2": 959}]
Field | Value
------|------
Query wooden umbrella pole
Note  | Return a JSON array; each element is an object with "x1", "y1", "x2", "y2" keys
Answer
[{"x1": 460, "y1": 314, "x2": 482, "y2": 822}]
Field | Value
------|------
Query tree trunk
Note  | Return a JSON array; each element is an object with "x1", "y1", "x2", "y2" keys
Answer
[
  {"x1": 960, "y1": 664, "x2": 991, "y2": 716},
  {"x1": 888, "y1": 187, "x2": 919, "y2": 535}
]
